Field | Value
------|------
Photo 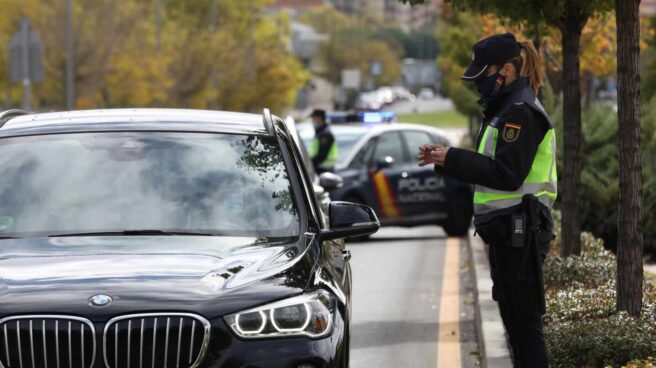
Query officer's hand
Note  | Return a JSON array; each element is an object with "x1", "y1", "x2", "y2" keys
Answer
[
  {"x1": 429, "y1": 146, "x2": 449, "y2": 167},
  {"x1": 417, "y1": 144, "x2": 442, "y2": 167}
]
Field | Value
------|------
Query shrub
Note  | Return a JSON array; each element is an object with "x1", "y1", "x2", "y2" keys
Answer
[
  {"x1": 544, "y1": 226, "x2": 656, "y2": 367},
  {"x1": 545, "y1": 281, "x2": 656, "y2": 368},
  {"x1": 621, "y1": 358, "x2": 656, "y2": 368},
  {"x1": 544, "y1": 230, "x2": 616, "y2": 290}
]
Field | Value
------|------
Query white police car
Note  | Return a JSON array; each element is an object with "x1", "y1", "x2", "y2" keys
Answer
[{"x1": 299, "y1": 113, "x2": 473, "y2": 236}]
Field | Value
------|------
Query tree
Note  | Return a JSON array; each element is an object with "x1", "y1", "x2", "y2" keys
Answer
[
  {"x1": 434, "y1": 9, "x2": 483, "y2": 142},
  {"x1": 615, "y1": 0, "x2": 643, "y2": 317},
  {"x1": 0, "y1": 0, "x2": 307, "y2": 113},
  {"x1": 299, "y1": 6, "x2": 402, "y2": 89},
  {"x1": 401, "y1": 0, "x2": 614, "y2": 257}
]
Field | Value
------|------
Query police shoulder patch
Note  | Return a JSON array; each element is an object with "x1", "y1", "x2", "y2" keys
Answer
[{"x1": 501, "y1": 122, "x2": 521, "y2": 143}]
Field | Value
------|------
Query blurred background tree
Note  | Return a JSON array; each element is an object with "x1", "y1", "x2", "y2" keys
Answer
[
  {"x1": 299, "y1": 6, "x2": 402, "y2": 91},
  {"x1": 0, "y1": 0, "x2": 308, "y2": 112}
]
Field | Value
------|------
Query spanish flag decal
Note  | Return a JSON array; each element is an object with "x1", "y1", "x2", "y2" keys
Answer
[{"x1": 371, "y1": 171, "x2": 402, "y2": 218}]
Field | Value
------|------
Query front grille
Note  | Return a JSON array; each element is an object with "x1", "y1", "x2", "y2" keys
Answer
[
  {"x1": 103, "y1": 313, "x2": 210, "y2": 368},
  {"x1": 0, "y1": 315, "x2": 96, "y2": 368}
]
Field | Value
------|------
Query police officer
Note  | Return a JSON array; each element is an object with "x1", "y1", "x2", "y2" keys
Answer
[
  {"x1": 418, "y1": 33, "x2": 557, "y2": 367},
  {"x1": 308, "y1": 109, "x2": 338, "y2": 173}
]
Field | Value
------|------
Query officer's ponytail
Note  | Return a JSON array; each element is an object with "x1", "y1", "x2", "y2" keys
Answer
[{"x1": 517, "y1": 41, "x2": 543, "y2": 93}]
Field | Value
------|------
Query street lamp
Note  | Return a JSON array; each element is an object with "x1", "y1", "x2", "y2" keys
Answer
[{"x1": 65, "y1": 0, "x2": 75, "y2": 110}]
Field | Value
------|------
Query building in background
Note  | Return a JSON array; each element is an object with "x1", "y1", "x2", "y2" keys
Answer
[
  {"x1": 642, "y1": 0, "x2": 656, "y2": 16},
  {"x1": 384, "y1": 0, "x2": 441, "y2": 32},
  {"x1": 265, "y1": 0, "x2": 328, "y2": 18},
  {"x1": 265, "y1": 0, "x2": 328, "y2": 68},
  {"x1": 329, "y1": 0, "x2": 385, "y2": 22}
]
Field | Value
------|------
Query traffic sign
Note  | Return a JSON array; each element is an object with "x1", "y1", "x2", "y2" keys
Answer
[
  {"x1": 342, "y1": 69, "x2": 361, "y2": 89},
  {"x1": 9, "y1": 18, "x2": 44, "y2": 84},
  {"x1": 370, "y1": 61, "x2": 383, "y2": 77}
]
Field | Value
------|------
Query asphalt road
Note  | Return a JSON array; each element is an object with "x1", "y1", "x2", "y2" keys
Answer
[{"x1": 349, "y1": 226, "x2": 480, "y2": 368}]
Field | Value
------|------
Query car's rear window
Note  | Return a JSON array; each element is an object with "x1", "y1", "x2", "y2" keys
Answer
[{"x1": 0, "y1": 132, "x2": 299, "y2": 238}]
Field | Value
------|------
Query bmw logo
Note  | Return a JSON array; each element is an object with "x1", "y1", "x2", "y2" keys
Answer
[{"x1": 89, "y1": 294, "x2": 113, "y2": 307}]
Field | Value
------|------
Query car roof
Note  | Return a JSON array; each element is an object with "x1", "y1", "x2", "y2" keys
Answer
[
  {"x1": 0, "y1": 108, "x2": 272, "y2": 136},
  {"x1": 311, "y1": 122, "x2": 452, "y2": 169},
  {"x1": 297, "y1": 121, "x2": 450, "y2": 140},
  {"x1": 330, "y1": 122, "x2": 447, "y2": 136}
]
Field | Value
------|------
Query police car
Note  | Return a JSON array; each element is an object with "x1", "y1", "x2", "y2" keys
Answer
[{"x1": 299, "y1": 112, "x2": 473, "y2": 236}]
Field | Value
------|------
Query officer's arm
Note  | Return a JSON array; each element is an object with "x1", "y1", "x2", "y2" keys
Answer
[
  {"x1": 440, "y1": 106, "x2": 547, "y2": 191},
  {"x1": 311, "y1": 133, "x2": 335, "y2": 166}
]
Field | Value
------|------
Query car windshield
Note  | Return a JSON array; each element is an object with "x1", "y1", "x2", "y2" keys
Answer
[
  {"x1": 0, "y1": 132, "x2": 300, "y2": 238},
  {"x1": 298, "y1": 123, "x2": 368, "y2": 164},
  {"x1": 331, "y1": 126, "x2": 368, "y2": 163}
]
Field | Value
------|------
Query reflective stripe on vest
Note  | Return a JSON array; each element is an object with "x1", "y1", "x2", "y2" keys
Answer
[
  {"x1": 309, "y1": 137, "x2": 338, "y2": 168},
  {"x1": 473, "y1": 121, "x2": 558, "y2": 215}
]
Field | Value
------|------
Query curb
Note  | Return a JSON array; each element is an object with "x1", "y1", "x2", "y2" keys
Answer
[{"x1": 467, "y1": 229, "x2": 513, "y2": 368}]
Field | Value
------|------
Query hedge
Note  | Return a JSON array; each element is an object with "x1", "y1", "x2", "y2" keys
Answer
[{"x1": 543, "y1": 214, "x2": 656, "y2": 367}]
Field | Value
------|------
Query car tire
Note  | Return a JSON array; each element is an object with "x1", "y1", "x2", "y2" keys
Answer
[
  {"x1": 343, "y1": 195, "x2": 371, "y2": 242},
  {"x1": 442, "y1": 191, "x2": 473, "y2": 237}
]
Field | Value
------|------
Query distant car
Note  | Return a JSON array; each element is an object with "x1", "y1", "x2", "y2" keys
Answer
[
  {"x1": 356, "y1": 91, "x2": 384, "y2": 110},
  {"x1": 392, "y1": 86, "x2": 416, "y2": 102},
  {"x1": 299, "y1": 117, "x2": 473, "y2": 236},
  {"x1": 0, "y1": 108, "x2": 380, "y2": 368},
  {"x1": 418, "y1": 87, "x2": 435, "y2": 100}
]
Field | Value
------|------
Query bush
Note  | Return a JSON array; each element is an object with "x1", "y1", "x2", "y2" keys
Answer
[
  {"x1": 544, "y1": 223, "x2": 656, "y2": 367},
  {"x1": 544, "y1": 231, "x2": 616, "y2": 290},
  {"x1": 545, "y1": 282, "x2": 656, "y2": 368},
  {"x1": 622, "y1": 358, "x2": 656, "y2": 368}
]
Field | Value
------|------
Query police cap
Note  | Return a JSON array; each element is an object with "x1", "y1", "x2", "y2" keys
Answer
[{"x1": 462, "y1": 33, "x2": 521, "y2": 81}]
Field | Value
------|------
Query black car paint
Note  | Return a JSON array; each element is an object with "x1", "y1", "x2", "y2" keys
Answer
[{"x1": 0, "y1": 115, "x2": 355, "y2": 368}]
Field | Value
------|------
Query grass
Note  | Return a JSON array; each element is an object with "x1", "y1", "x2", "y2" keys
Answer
[{"x1": 397, "y1": 109, "x2": 468, "y2": 128}]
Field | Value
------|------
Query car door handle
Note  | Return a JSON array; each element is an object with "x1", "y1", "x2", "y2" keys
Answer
[{"x1": 342, "y1": 249, "x2": 351, "y2": 261}]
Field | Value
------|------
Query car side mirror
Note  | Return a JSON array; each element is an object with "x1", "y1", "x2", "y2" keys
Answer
[
  {"x1": 374, "y1": 156, "x2": 394, "y2": 171},
  {"x1": 319, "y1": 201, "x2": 380, "y2": 241},
  {"x1": 318, "y1": 172, "x2": 343, "y2": 191}
]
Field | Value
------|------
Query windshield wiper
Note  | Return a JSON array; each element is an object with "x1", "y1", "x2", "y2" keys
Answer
[{"x1": 48, "y1": 230, "x2": 216, "y2": 237}]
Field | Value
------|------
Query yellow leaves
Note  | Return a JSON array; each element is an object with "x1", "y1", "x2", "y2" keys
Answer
[
  {"x1": 472, "y1": 12, "x2": 618, "y2": 78},
  {"x1": 478, "y1": 14, "x2": 526, "y2": 40},
  {"x1": 580, "y1": 15, "x2": 617, "y2": 77},
  {"x1": 0, "y1": 0, "x2": 307, "y2": 113}
]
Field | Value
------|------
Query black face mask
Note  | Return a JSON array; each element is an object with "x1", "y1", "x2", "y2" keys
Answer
[{"x1": 474, "y1": 72, "x2": 507, "y2": 98}]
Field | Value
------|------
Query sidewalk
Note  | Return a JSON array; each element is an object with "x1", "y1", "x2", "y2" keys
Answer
[{"x1": 467, "y1": 229, "x2": 513, "y2": 368}]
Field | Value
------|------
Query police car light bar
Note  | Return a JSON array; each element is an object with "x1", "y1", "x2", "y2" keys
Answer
[
  {"x1": 327, "y1": 111, "x2": 396, "y2": 124},
  {"x1": 361, "y1": 111, "x2": 396, "y2": 124}
]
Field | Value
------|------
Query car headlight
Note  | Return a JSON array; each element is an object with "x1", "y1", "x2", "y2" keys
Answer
[{"x1": 224, "y1": 289, "x2": 336, "y2": 339}]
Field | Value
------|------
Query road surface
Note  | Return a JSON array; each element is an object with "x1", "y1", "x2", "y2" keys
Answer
[{"x1": 349, "y1": 226, "x2": 480, "y2": 368}]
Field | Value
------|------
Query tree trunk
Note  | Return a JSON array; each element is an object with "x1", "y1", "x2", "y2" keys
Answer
[
  {"x1": 616, "y1": 0, "x2": 643, "y2": 317},
  {"x1": 559, "y1": 5, "x2": 588, "y2": 257}
]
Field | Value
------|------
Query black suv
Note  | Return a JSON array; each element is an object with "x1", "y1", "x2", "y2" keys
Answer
[{"x1": 0, "y1": 108, "x2": 379, "y2": 368}]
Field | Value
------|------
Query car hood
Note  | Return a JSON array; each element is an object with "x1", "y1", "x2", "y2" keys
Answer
[{"x1": 0, "y1": 235, "x2": 319, "y2": 320}]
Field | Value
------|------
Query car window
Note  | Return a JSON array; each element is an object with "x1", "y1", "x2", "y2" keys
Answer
[
  {"x1": 0, "y1": 132, "x2": 300, "y2": 238},
  {"x1": 402, "y1": 130, "x2": 433, "y2": 163},
  {"x1": 373, "y1": 132, "x2": 405, "y2": 164},
  {"x1": 349, "y1": 141, "x2": 375, "y2": 169}
]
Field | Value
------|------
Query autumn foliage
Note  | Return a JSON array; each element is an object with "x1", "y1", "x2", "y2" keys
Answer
[{"x1": 0, "y1": 0, "x2": 308, "y2": 112}]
